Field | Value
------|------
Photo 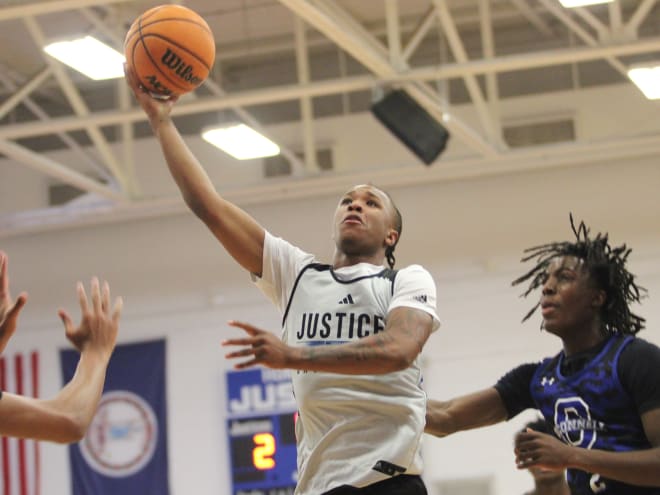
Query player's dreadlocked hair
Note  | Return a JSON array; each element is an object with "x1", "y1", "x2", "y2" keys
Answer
[
  {"x1": 381, "y1": 189, "x2": 402, "y2": 270},
  {"x1": 511, "y1": 214, "x2": 646, "y2": 335}
]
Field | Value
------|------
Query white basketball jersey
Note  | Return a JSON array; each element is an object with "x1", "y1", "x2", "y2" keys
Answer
[{"x1": 254, "y1": 232, "x2": 440, "y2": 495}]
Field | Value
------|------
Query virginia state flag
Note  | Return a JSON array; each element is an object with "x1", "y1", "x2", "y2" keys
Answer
[{"x1": 60, "y1": 339, "x2": 170, "y2": 495}]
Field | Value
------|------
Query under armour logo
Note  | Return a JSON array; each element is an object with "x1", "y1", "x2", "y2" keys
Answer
[
  {"x1": 338, "y1": 294, "x2": 355, "y2": 304},
  {"x1": 541, "y1": 376, "x2": 555, "y2": 386}
]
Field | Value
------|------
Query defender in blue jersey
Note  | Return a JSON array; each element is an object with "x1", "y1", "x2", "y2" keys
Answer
[{"x1": 425, "y1": 217, "x2": 660, "y2": 494}]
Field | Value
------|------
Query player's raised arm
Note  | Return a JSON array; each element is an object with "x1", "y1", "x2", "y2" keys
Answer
[
  {"x1": 0, "y1": 251, "x2": 27, "y2": 353},
  {"x1": 0, "y1": 278, "x2": 122, "y2": 443},
  {"x1": 425, "y1": 388, "x2": 508, "y2": 437},
  {"x1": 224, "y1": 306, "x2": 433, "y2": 375},
  {"x1": 124, "y1": 66, "x2": 265, "y2": 276}
]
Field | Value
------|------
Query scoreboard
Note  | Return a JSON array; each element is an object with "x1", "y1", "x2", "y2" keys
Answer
[{"x1": 226, "y1": 368, "x2": 298, "y2": 495}]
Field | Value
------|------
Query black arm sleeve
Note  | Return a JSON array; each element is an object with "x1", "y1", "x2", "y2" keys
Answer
[
  {"x1": 493, "y1": 362, "x2": 540, "y2": 419},
  {"x1": 618, "y1": 338, "x2": 660, "y2": 414}
]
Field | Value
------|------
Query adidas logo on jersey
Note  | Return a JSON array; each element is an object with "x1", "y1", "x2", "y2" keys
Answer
[{"x1": 338, "y1": 294, "x2": 355, "y2": 304}]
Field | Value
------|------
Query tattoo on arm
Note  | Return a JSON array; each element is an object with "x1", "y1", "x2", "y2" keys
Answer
[{"x1": 300, "y1": 308, "x2": 431, "y2": 366}]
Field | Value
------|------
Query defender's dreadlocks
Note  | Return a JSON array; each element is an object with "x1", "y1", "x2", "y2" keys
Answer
[{"x1": 512, "y1": 215, "x2": 646, "y2": 335}]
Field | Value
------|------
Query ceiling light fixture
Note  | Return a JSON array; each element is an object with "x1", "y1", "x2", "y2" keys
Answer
[
  {"x1": 202, "y1": 124, "x2": 281, "y2": 160},
  {"x1": 558, "y1": 0, "x2": 613, "y2": 7},
  {"x1": 43, "y1": 36, "x2": 125, "y2": 80},
  {"x1": 627, "y1": 64, "x2": 660, "y2": 100}
]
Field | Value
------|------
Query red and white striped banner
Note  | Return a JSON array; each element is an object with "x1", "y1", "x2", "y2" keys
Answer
[{"x1": 0, "y1": 351, "x2": 41, "y2": 495}]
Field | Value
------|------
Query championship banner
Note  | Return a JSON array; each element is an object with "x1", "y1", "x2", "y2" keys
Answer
[
  {"x1": 60, "y1": 340, "x2": 169, "y2": 495},
  {"x1": 0, "y1": 351, "x2": 40, "y2": 495}
]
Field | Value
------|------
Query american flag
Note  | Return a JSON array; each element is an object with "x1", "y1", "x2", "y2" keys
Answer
[{"x1": 0, "y1": 351, "x2": 40, "y2": 495}]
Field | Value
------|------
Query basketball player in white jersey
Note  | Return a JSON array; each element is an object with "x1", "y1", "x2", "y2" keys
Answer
[
  {"x1": 0, "y1": 251, "x2": 122, "y2": 443},
  {"x1": 126, "y1": 66, "x2": 441, "y2": 495}
]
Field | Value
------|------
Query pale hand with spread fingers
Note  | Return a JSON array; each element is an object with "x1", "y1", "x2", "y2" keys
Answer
[{"x1": 0, "y1": 251, "x2": 27, "y2": 354}]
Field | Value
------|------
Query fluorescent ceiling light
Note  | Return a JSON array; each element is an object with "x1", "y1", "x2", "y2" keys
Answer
[
  {"x1": 43, "y1": 36, "x2": 124, "y2": 80},
  {"x1": 627, "y1": 64, "x2": 660, "y2": 100},
  {"x1": 202, "y1": 124, "x2": 281, "y2": 160},
  {"x1": 559, "y1": 0, "x2": 613, "y2": 6}
]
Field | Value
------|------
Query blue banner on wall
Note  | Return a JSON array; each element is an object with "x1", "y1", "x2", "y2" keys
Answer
[{"x1": 60, "y1": 339, "x2": 170, "y2": 495}]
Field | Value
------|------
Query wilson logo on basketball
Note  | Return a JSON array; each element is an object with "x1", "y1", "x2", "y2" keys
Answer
[
  {"x1": 161, "y1": 48, "x2": 203, "y2": 85},
  {"x1": 144, "y1": 75, "x2": 173, "y2": 97}
]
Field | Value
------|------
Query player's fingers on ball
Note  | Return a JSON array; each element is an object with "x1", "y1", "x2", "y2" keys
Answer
[{"x1": 123, "y1": 64, "x2": 140, "y2": 90}]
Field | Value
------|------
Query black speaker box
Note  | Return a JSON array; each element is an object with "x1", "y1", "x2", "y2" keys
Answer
[{"x1": 370, "y1": 89, "x2": 450, "y2": 165}]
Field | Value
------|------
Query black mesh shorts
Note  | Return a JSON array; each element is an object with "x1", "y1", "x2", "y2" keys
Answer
[{"x1": 322, "y1": 475, "x2": 427, "y2": 495}]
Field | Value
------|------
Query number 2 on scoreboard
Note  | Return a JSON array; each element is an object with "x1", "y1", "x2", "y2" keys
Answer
[{"x1": 252, "y1": 433, "x2": 276, "y2": 470}]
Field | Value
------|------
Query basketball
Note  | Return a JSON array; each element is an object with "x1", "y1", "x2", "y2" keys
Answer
[{"x1": 124, "y1": 4, "x2": 215, "y2": 98}]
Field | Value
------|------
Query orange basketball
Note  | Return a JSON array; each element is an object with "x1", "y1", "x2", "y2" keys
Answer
[{"x1": 124, "y1": 4, "x2": 215, "y2": 98}]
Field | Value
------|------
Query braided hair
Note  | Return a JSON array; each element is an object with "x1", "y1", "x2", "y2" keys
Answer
[
  {"x1": 512, "y1": 214, "x2": 646, "y2": 335},
  {"x1": 380, "y1": 188, "x2": 402, "y2": 269}
]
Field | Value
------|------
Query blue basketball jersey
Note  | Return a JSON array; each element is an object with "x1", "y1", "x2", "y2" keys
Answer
[{"x1": 531, "y1": 334, "x2": 658, "y2": 494}]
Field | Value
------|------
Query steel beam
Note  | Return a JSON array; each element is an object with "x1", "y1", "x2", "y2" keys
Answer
[
  {"x1": 0, "y1": 67, "x2": 51, "y2": 120},
  {"x1": 625, "y1": 0, "x2": 658, "y2": 35},
  {"x1": 3, "y1": 130, "x2": 660, "y2": 238},
  {"x1": 294, "y1": 16, "x2": 319, "y2": 173},
  {"x1": 2, "y1": 36, "x2": 660, "y2": 140},
  {"x1": 279, "y1": 0, "x2": 498, "y2": 156},
  {"x1": 609, "y1": 0, "x2": 623, "y2": 34},
  {"x1": 479, "y1": 0, "x2": 502, "y2": 145},
  {"x1": 508, "y1": 0, "x2": 554, "y2": 37},
  {"x1": 385, "y1": 0, "x2": 403, "y2": 67},
  {"x1": 402, "y1": 7, "x2": 437, "y2": 62},
  {"x1": 23, "y1": 16, "x2": 130, "y2": 192},
  {"x1": 435, "y1": 0, "x2": 502, "y2": 145},
  {"x1": 0, "y1": 67, "x2": 114, "y2": 185},
  {"x1": 538, "y1": 0, "x2": 628, "y2": 76},
  {"x1": 0, "y1": 0, "x2": 125, "y2": 21},
  {"x1": 573, "y1": 7, "x2": 609, "y2": 40},
  {"x1": 0, "y1": 140, "x2": 125, "y2": 202}
]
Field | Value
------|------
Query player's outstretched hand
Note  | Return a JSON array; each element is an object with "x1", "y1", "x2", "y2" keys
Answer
[
  {"x1": 514, "y1": 428, "x2": 573, "y2": 471},
  {"x1": 0, "y1": 252, "x2": 27, "y2": 353},
  {"x1": 124, "y1": 63, "x2": 178, "y2": 127},
  {"x1": 223, "y1": 321, "x2": 293, "y2": 370},
  {"x1": 58, "y1": 277, "x2": 122, "y2": 359}
]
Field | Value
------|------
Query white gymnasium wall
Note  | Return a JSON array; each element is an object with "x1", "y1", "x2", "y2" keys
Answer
[{"x1": 1, "y1": 84, "x2": 659, "y2": 494}]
